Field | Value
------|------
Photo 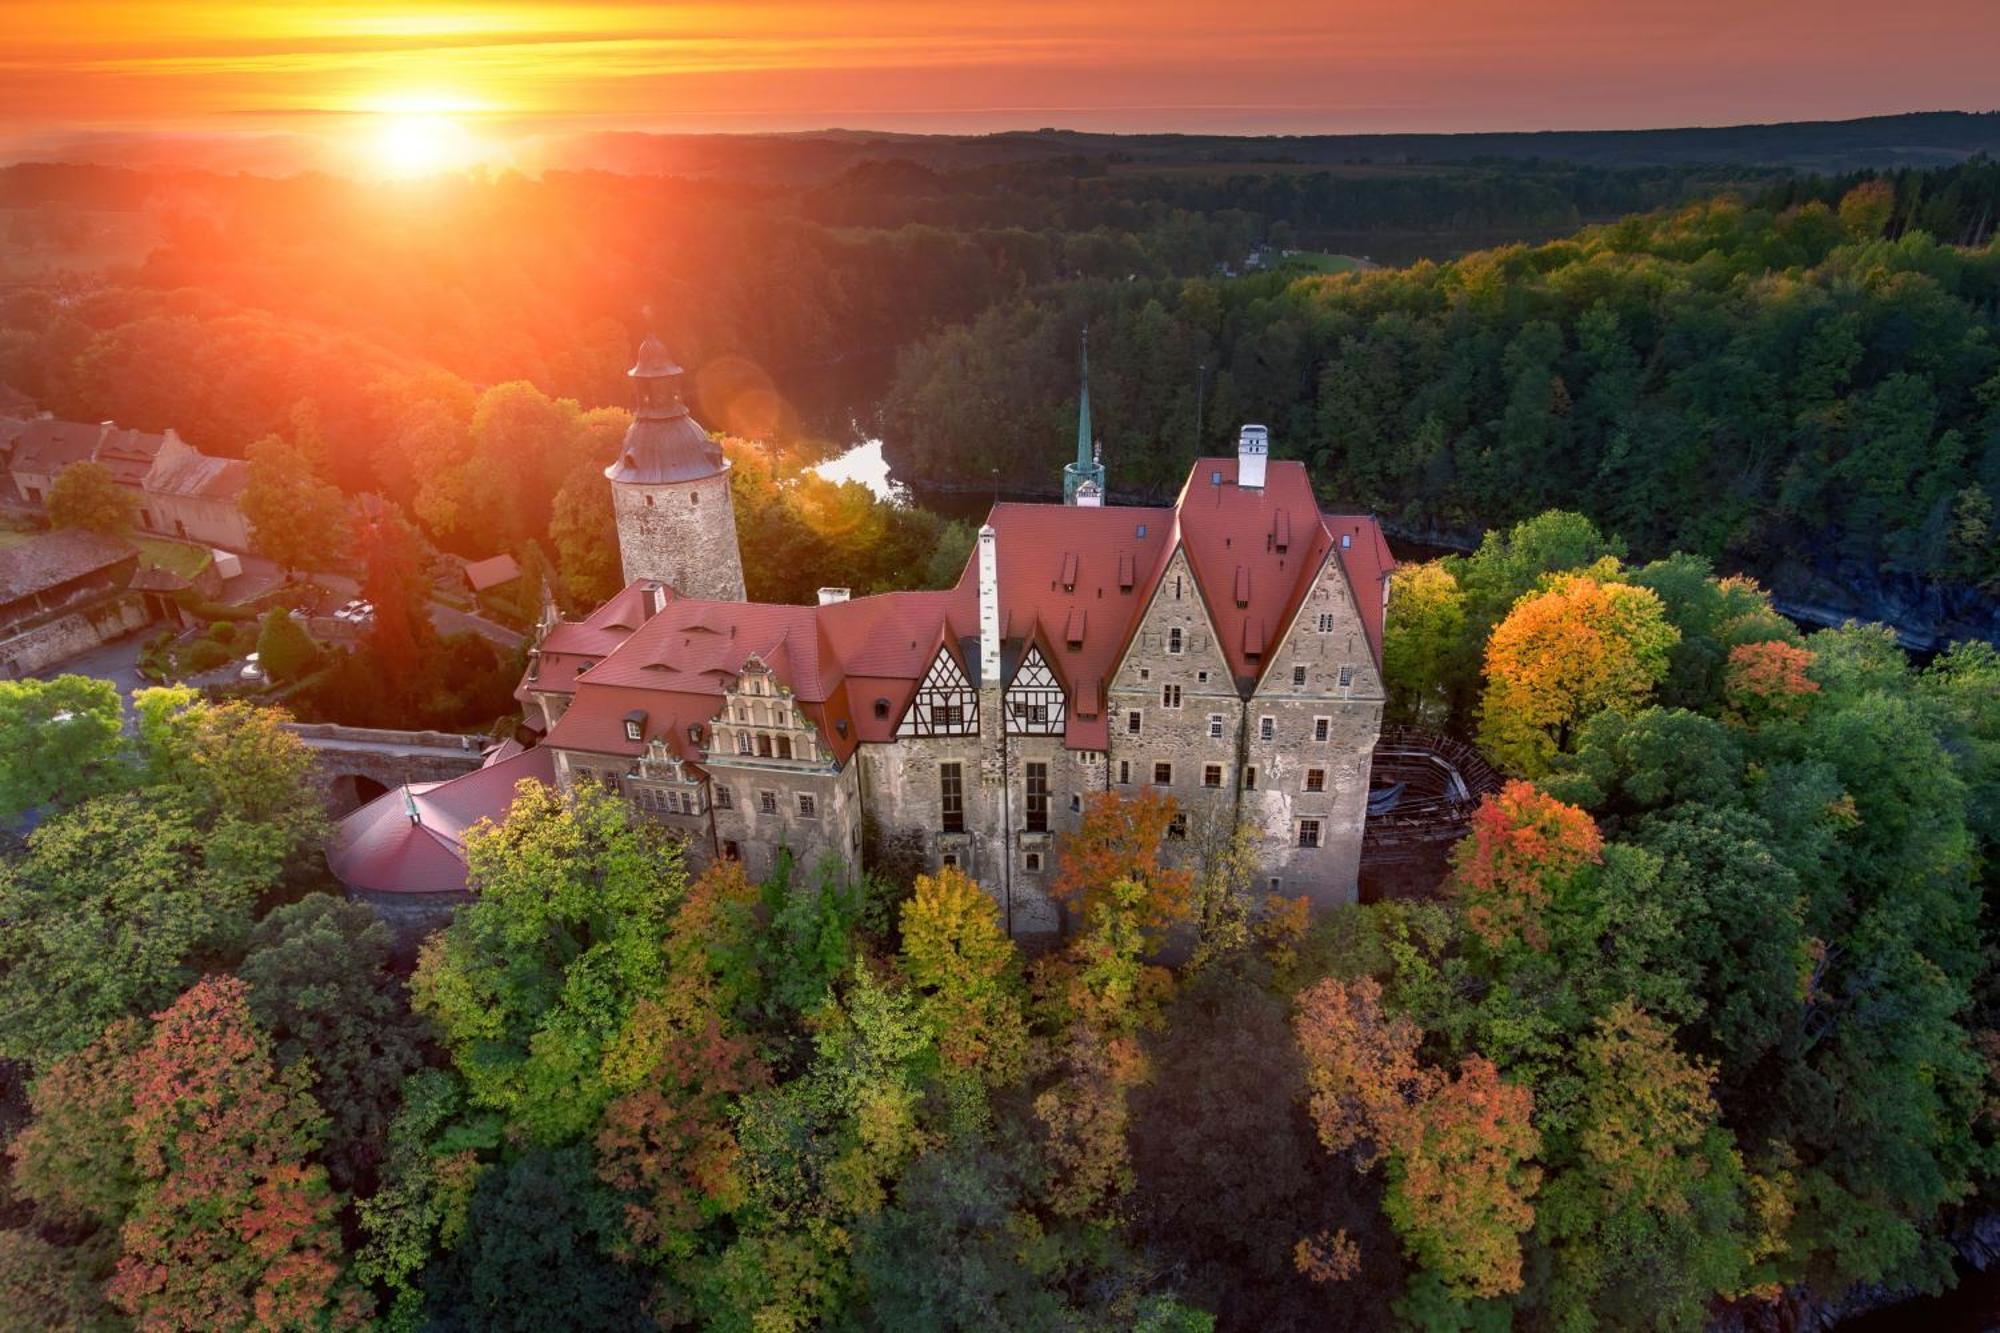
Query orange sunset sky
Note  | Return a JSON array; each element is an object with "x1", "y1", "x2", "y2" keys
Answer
[{"x1": 3, "y1": 1, "x2": 1997, "y2": 148}]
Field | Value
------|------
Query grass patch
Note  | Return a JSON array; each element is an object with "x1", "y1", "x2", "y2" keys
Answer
[
  {"x1": 132, "y1": 537, "x2": 214, "y2": 581},
  {"x1": 1279, "y1": 251, "x2": 1367, "y2": 274}
]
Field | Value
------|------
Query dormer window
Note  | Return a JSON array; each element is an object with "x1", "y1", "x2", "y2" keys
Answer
[
  {"x1": 623, "y1": 711, "x2": 646, "y2": 742},
  {"x1": 687, "y1": 725, "x2": 703, "y2": 744}
]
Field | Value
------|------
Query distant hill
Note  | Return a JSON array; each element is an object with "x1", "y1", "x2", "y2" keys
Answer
[{"x1": 550, "y1": 111, "x2": 2000, "y2": 184}]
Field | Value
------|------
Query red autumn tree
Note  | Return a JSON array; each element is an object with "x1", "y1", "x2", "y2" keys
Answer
[
  {"x1": 9, "y1": 1017, "x2": 145, "y2": 1230},
  {"x1": 109, "y1": 976, "x2": 366, "y2": 1331},
  {"x1": 1448, "y1": 780, "x2": 1605, "y2": 949},
  {"x1": 1723, "y1": 640, "x2": 1820, "y2": 723},
  {"x1": 595, "y1": 1001, "x2": 768, "y2": 1259},
  {"x1": 1052, "y1": 788, "x2": 1196, "y2": 936},
  {"x1": 1382, "y1": 1055, "x2": 1543, "y2": 1300},
  {"x1": 1293, "y1": 976, "x2": 1435, "y2": 1166}
]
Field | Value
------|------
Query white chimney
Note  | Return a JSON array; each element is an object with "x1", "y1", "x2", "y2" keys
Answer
[
  {"x1": 816, "y1": 587, "x2": 851, "y2": 605},
  {"x1": 644, "y1": 582, "x2": 668, "y2": 618},
  {"x1": 1237, "y1": 424, "x2": 1269, "y2": 490},
  {"x1": 1074, "y1": 479, "x2": 1103, "y2": 508},
  {"x1": 978, "y1": 524, "x2": 1001, "y2": 684}
]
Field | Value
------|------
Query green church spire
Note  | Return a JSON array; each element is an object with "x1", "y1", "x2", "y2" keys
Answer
[{"x1": 1063, "y1": 327, "x2": 1106, "y2": 504}]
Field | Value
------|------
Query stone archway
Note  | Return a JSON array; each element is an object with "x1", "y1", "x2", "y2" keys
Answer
[{"x1": 327, "y1": 773, "x2": 391, "y2": 818}]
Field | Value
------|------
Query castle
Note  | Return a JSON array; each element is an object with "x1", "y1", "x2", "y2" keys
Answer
[{"x1": 333, "y1": 338, "x2": 1392, "y2": 932}]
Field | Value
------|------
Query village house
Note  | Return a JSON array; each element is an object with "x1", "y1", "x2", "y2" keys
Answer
[
  {"x1": 331, "y1": 338, "x2": 1392, "y2": 931},
  {"x1": 5, "y1": 414, "x2": 251, "y2": 551}
]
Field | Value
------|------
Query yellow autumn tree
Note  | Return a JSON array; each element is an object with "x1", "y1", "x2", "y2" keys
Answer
[
  {"x1": 1477, "y1": 574, "x2": 1678, "y2": 775},
  {"x1": 899, "y1": 866, "x2": 1028, "y2": 1087}
]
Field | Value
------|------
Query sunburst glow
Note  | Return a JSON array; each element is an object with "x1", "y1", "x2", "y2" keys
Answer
[{"x1": 368, "y1": 111, "x2": 477, "y2": 178}]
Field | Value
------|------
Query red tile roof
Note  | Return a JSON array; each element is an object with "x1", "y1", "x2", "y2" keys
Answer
[
  {"x1": 325, "y1": 744, "x2": 555, "y2": 895},
  {"x1": 533, "y1": 457, "x2": 1391, "y2": 764}
]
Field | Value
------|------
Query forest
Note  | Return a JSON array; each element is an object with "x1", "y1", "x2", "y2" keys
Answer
[
  {"x1": 1, "y1": 505, "x2": 1995, "y2": 1331},
  {"x1": 882, "y1": 168, "x2": 2000, "y2": 639}
]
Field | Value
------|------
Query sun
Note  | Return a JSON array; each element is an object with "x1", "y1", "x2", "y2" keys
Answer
[{"x1": 368, "y1": 111, "x2": 476, "y2": 179}]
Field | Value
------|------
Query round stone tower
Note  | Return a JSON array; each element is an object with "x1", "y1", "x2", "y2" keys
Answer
[{"x1": 604, "y1": 335, "x2": 746, "y2": 602}]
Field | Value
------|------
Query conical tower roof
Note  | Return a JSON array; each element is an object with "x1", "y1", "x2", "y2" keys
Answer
[{"x1": 605, "y1": 335, "x2": 727, "y2": 486}]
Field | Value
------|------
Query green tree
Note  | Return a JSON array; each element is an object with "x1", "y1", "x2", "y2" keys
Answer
[
  {"x1": 413, "y1": 779, "x2": 684, "y2": 1143},
  {"x1": 46, "y1": 460, "x2": 134, "y2": 535},
  {"x1": 1382, "y1": 560, "x2": 1470, "y2": 725},
  {"x1": 421, "y1": 1147, "x2": 646, "y2": 1333},
  {"x1": 0, "y1": 791, "x2": 265, "y2": 1067},
  {"x1": 241, "y1": 435, "x2": 350, "y2": 575},
  {"x1": 255, "y1": 607, "x2": 321, "y2": 683},
  {"x1": 240, "y1": 895, "x2": 427, "y2": 1193},
  {"x1": 0, "y1": 674, "x2": 126, "y2": 820}
]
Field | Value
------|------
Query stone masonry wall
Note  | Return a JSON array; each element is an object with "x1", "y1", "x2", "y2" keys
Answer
[
  {"x1": 611, "y1": 471, "x2": 746, "y2": 602},
  {"x1": 0, "y1": 593, "x2": 149, "y2": 678}
]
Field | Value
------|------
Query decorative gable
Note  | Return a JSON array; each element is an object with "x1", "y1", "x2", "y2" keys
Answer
[
  {"x1": 1006, "y1": 644, "x2": 1066, "y2": 735},
  {"x1": 897, "y1": 644, "x2": 979, "y2": 737}
]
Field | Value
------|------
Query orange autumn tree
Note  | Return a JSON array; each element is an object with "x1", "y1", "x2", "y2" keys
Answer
[
  {"x1": 1052, "y1": 788, "x2": 1195, "y2": 936},
  {"x1": 1293, "y1": 976, "x2": 1434, "y2": 1166},
  {"x1": 1293, "y1": 978, "x2": 1543, "y2": 1298},
  {"x1": 1477, "y1": 573, "x2": 1678, "y2": 775},
  {"x1": 110, "y1": 976, "x2": 365, "y2": 1331},
  {"x1": 1448, "y1": 780, "x2": 1604, "y2": 950},
  {"x1": 1384, "y1": 1056, "x2": 1543, "y2": 1301},
  {"x1": 1723, "y1": 640, "x2": 1820, "y2": 723}
]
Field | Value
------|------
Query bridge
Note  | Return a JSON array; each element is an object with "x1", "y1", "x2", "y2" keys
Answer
[{"x1": 282, "y1": 722, "x2": 489, "y2": 816}]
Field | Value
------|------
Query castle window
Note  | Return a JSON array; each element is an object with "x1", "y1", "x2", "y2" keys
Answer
[
  {"x1": 1139, "y1": 667, "x2": 1150, "y2": 681},
  {"x1": 526, "y1": 652, "x2": 541, "y2": 682},
  {"x1": 644, "y1": 494, "x2": 655, "y2": 507},
  {"x1": 1203, "y1": 764, "x2": 1223, "y2": 788},
  {"x1": 798, "y1": 793, "x2": 817, "y2": 819},
  {"x1": 1208, "y1": 713, "x2": 1225, "y2": 739},
  {"x1": 1168, "y1": 627, "x2": 1183, "y2": 654},
  {"x1": 942, "y1": 852, "x2": 960, "y2": 868},
  {"x1": 759, "y1": 790, "x2": 777, "y2": 815},
  {"x1": 1167, "y1": 813, "x2": 1188, "y2": 840},
  {"x1": 624, "y1": 712, "x2": 646, "y2": 742},
  {"x1": 1338, "y1": 664, "x2": 1355, "y2": 691},
  {"x1": 715, "y1": 786, "x2": 733, "y2": 810},
  {"x1": 1127, "y1": 710, "x2": 1142, "y2": 735},
  {"x1": 1314, "y1": 717, "x2": 1331, "y2": 743},
  {"x1": 1153, "y1": 762, "x2": 1173, "y2": 786},
  {"x1": 757, "y1": 735, "x2": 773, "y2": 758},
  {"x1": 688, "y1": 725, "x2": 703, "y2": 744},
  {"x1": 1071, "y1": 793, "x2": 1083, "y2": 812},
  {"x1": 1317, "y1": 613, "x2": 1336, "y2": 633},
  {"x1": 776, "y1": 736, "x2": 793, "y2": 760},
  {"x1": 691, "y1": 490, "x2": 700, "y2": 506},
  {"x1": 1293, "y1": 665, "x2": 1307, "y2": 687},
  {"x1": 1174, "y1": 576, "x2": 1183, "y2": 601},
  {"x1": 1244, "y1": 766, "x2": 1258, "y2": 789},
  {"x1": 1197, "y1": 670, "x2": 1210, "y2": 683},
  {"x1": 736, "y1": 734, "x2": 752, "y2": 755},
  {"x1": 1298, "y1": 818, "x2": 1322, "y2": 849},
  {"x1": 935, "y1": 702, "x2": 961, "y2": 729},
  {"x1": 1025, "y1": 763, "x2": 1048, "y2": 833},
  {"x1": 940, "y1": 763, "x2": 964, "y2": 834},
  {"x1": 1161, "y1": 684, "x2": 1182, "y2": 709},
  {"x1": 723, "y1": 840, "x2": 741, "y2": 861},
  {"x1": 1024, "y1": 850, "x2": 1043, "y2": 873},
  {"x1": 1305, "y1": 768, "x2": 1326, "y2": 793},
  {"x1": 1269, "y1": 877, "x2": 1282, "y2": 892},
  {"x1": 1259, "y1": 716, "x2": 1275, "y2": 742}
]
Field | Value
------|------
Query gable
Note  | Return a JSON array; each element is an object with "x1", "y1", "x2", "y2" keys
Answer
[
  {"x1": 1109, "y1": 545, "x2": 1236, "y2": 693},
  {"x1": 1005, "y1": 643, "x2": 1066, "y2": 735},
  {"x1": 896, "y1": 643, "x2": 979, "y2": 737},
  {"x1": 1258, "y1": 544, "x2": 1387, "y2": 703}
]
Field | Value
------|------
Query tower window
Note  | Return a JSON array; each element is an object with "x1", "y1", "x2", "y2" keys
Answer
[
  {"x1": 691, "y1": 490, "x2": 700, "y2": 506},
  {"x1": 644, "y1": 494, "x2": 655, "y2": 507}
]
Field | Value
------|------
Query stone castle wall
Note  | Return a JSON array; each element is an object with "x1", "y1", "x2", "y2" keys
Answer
[{"x1": 610, "y1": 470, "x2": 745, "y2": 602}]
